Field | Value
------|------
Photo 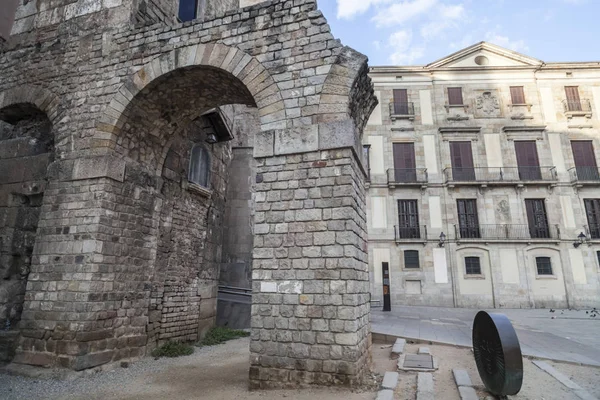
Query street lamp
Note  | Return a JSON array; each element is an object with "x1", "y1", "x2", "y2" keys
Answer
[{"x1": 573, "y1": 232, "x2": 587, "y2": 248}]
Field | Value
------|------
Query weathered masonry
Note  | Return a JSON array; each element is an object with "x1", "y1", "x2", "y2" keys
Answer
[{"x1": 0, "y1": 0, "x2": 377, "y2": 388}]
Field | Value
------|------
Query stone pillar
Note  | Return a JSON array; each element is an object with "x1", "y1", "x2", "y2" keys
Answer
[{"x1": 249, "y1": 122, "x2": 371, "y2": 388}]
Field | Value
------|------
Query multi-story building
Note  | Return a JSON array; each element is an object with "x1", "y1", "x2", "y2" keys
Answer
[{"x1": 365, "y1": 42, "x2": 600, "y2": 309}]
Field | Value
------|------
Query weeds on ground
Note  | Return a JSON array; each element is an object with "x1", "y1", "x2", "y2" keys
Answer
[
  {"x1": 151, "y1": 341, "x2": 194, "y2": 358},
  {"x1": 198, "y1": 326, "x2": 250, "y2": 346}
]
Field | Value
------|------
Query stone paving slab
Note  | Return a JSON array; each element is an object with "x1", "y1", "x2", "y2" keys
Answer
[
  {"x1": 416, "y1": 372, "x2": 434, "y2": 400},
  {"x1": 375, "y1": 389, "x2": 394, "y2": 400},
  {"x1": 372, "y1": 306, "x2": 600, "y2": 367},
  {"x1": 452, "y1": 369, "x2": 472, "y2": 387},
  {"x1": 457, "y1": 386, "x2": 478, "y2": 400},
  {"x1": 381, "y1": 371, "x2": 399, "y2": 390},
  {"x1": 532, "y1": 360, "x2": 598, "y2": 400}
]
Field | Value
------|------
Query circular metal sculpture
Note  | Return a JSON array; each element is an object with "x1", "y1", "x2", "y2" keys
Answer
[{"x1": 472, "y1": 311, "x2": 523, "y2": 396}]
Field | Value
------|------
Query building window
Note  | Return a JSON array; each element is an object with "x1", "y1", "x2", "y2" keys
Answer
[
  {"x1": 404, "y1": 250, "x2": 420, "y2": 269},
  {"x1": 449, "y1": 141, "x2": 475, "y2": 181},
  {"x1": 597, "y1": 251, "x2": 600, "y2": 268},
  {"x1": 397, "y1": 200, "x2": 420, "y2": 239},
  {"x1": 564, "y1": 86, "x2": 582, "y2": 111},
  {"x1": 465, "y1": 257, "x2": 481, "y2": 275},
  {"x1": 510, "y1": 86, "x2": 526, "y2": 105},
  {"x1": 179, "y1": 0, "x2": 199, "y2": 22},
  {"x1": 392, "y1": 142, "x2": 417, "y2": 183},
  {"x1": 457, "y1": 199, "x2": 480, "y2": 239},
  {"x1": 189, "y1": 144, "x2": 210, "y2": 187},
  {"x1": 392, "y1": 89, "x2": 410, "y2": 115},
  {"x1": 536, "y1": 257, "x2": 553, "y2": 275},
  {"x1": 584, "y1": 199, "x2": 600, "y2": 239},
  {"x1": 514, "y1": 141, "x2": 541, "y2": 180},
  {"x1": 447, "y1": 87, "x2": 463, "y2": 105},
  {"x1": 571, "y1": 141, "x2": 599, "y2": 181},
  {"x1": 525, "y1": 199, "x2": 550, "y2": 238}
]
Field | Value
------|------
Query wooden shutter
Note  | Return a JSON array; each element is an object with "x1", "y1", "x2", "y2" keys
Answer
[
  {"x1": 393, "y1": 143, "x2": 416, "y2": 182},
  {"x1": 450, "y1": 141, "x2": 475, "y2": 181},
  {"x1": 447, "y1": 87, "x2": 463, "y2": 105},
  {"x1": 514, "y1": 141, "x2": 541, "y2": 180},
  {"x1": 571, "y1": 141, "x2": 599, "y2": 180},
  {"x1": 525, "y1": 199, "x2": 549, "y2": 238},
  {"x1": 584, "y1": 199, "x2": 600, "y2": 238},
  {"x1": 457, "y1": 199, "x2": 480, "y2": 238},
  {"x1": 393, "y1": 89, "x2": 409, "y2": 114},
  {"x1": 565, "y1": 86, "x2": 582, "y2": 111},
  {"x1": 398, "y1": 200, "x2": 420, "y2": 238},
  {"x1": 510, "y1": 86, "x2": 525, "y2": 104}
]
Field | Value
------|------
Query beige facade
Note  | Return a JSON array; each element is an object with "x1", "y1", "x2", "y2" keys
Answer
[{"x1": 366, "y1": 42, "x2": 600, "y2": 309}]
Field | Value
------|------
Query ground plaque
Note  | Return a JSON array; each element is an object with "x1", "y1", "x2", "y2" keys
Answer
[{"x1": 472, "y1": 311, "x2": 523, "y2": 396}]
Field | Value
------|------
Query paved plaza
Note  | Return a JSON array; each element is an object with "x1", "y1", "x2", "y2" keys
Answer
[{"x1": 371, "y1": 306, "x2": 600, "y2": 367}]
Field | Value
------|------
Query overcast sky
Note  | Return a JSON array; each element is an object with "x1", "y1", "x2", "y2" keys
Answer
[{"x1": 319, "y1": 0, "x2": 599, "y2": 66}]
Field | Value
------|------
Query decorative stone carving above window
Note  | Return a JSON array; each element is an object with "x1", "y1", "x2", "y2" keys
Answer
[
  {"x1": 474, "y1": 90, "x2": 502, "y2": 118},
  {"x1": 439, "y1": 126, "x2": 481, "y2": 141}
]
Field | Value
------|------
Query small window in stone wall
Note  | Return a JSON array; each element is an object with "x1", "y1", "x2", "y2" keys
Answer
[
  {"x1": 179, "y1": 0, "x2": 199, "y2": 22},
  {"x1": 404, "y1": 250, "x2": 420, "y2": 269},
  {"x1": 189, "y1": 144, "x2": 210, "y2": 188},
  {"x1": 536, "y1": 256, "x2": 553, "y2": 275},
  {"x1": 465, "y1": 256, "x2": 481, "y2": 275}
]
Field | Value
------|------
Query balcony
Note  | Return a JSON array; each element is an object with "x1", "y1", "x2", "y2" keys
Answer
[
  {"x1": 387, "y1": 168, "x2": 428, "y2": 188},
  {"x1": 444, "y1": 167, "x2": 557, "y2": 187},
  {"x1": 389, "y1": 102, "x2": 415, "y2": 120},
  {"x1": 562, "y1": 99, "x2": 592, "y2": 119},
  {"x1": 568, "y1": 167, "x2": 600, "y2": 186},
  {"x1": 394, "y1": 225, "x2": 428, "y2": 243},
  {"x1": 454, "y1": 224, "x2": 561, "y2": 242}
]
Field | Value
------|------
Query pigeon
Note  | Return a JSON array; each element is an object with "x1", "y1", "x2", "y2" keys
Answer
[{"x1": 549, "y1": 309, "x2": 555, "y2": 313}]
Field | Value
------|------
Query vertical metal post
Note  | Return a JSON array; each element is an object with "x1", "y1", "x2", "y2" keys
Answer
[{"x1": 382, "y1": 262, "x2": 391, "y2": 311}]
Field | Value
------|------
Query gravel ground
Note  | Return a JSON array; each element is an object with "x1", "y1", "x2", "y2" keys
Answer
[{"x1": 0, "y1": 338, "x2": 378, "y2": 400}]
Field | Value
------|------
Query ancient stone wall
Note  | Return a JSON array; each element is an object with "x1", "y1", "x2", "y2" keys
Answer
[
  {"x1": 249, "y1": 148, "x2": 371, "y2": 388},
  {"x1": 0, "y1": 108, "x2": 53, "y2": 361},
  {"x1": 0, "y1": 0, "x2": 377, "y2": 387}
]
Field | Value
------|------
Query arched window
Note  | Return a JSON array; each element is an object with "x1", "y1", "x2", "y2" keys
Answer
[{"x1": 189, "y1": 144, "x2": 210, "y2": 188}]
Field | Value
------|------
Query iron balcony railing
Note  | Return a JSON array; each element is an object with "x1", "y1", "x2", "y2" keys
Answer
[
  {"x1": 568, "y1": 166, "x2": 600, "y2": 183},
  {"x1": 454, "y1": 224, "x2": 561, "y2": 240},
  {"x1": 389, "y1": 102, "x2": 415, "y2": 116},
  {"x1": 444, "y1": 167, "x2": 557, "y2": 183},
  {"x1": 562, "y1": 99, "x2": 592, "y2": 113},
  {"x1": 585, "y1": 224, "x2": 600, "y2": 239},
  {"x1": 387, "y1": 168, "x2": 428, "y2": 185},
  {"x1": 394, "y1": 225, "x2": 427, "y2": 241}
]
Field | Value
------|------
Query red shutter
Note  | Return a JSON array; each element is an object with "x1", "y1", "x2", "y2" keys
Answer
[
  {"x1": 510, "y1": 86, "x2": 525, "y2": 104},
  {"x1": 450, "y1": 141, "x2": 475, "y2": 180},
  {"x1": 448, "y1": 87, "x2": 463, "y2": 105},
  {"x1": 565, "y1": 86, "x2": 582, "y2": 111}
]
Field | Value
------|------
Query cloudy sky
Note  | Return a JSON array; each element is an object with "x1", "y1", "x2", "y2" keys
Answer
[{"x1": 319, "y1": 0, "x2": 598, "y2": 66}]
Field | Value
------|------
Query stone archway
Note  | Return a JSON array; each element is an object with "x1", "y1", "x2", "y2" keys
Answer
[
  {"x1": 0, "y1": 85, "x2": 59, "y2": 362},
  {"x1": 7, "y1": 3, "x2": 378, "y2": 389}
]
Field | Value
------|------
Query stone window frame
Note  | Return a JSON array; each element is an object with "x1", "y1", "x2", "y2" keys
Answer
[
  {"x1": 460, "y1": 252, "x2": 486, "y2": 280},
  {"x1": 188, "y1": 143, "x2": 211, "y2": 197}
]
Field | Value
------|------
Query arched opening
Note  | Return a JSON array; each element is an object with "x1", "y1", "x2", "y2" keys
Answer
[
  {"x1": 103, "y1": 64, "x2": 260, "y2": 351},
  {"x1": 0, "y1": 103, "x2": 54, "y2": 362}
]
